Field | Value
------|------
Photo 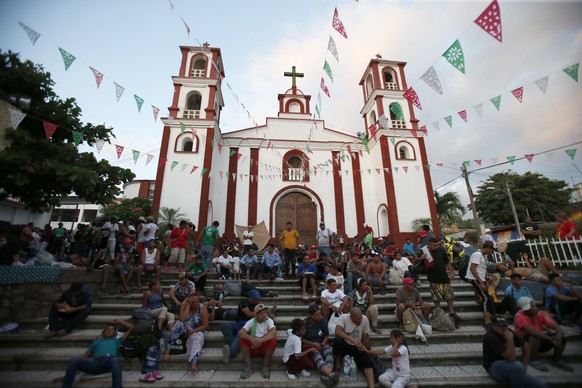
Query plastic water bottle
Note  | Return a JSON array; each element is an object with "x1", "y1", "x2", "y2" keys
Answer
[
  {"x1": 218, "y1": 292, "x2": 224, "y2": 302},
  {"x1": 343, "y1": 355, "x2": 352, "y2": 378},
  {"x1": 349, "y1": 356, "x2": 357, "y2": 379}
]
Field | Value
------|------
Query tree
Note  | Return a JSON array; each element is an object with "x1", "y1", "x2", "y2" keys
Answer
[
  {"x1": 157, "y1": 206, "x2": 186, "y2": 229},
  {"x1": 474, "y1": 171, "x2": 573, "y2": 225},
  {"x1": 411, "y1": 217, "x2": 432, "y2": 232},
  {"x1": 100, "y1": 198, "x2": 151, "y2": 221},
  {"x1": 434, "y1": 191, "x2": 466, "y2": 226},
  {"x1": 0, "y1": 51, "x2": 135, "y2": 212}
]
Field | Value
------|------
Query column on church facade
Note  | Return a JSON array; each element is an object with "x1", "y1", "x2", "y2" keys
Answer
[
  {"x1": 331, "y1": 151, "x2": 345, "y2": 235},
  {"x1": 224, "y1": 147, "x2": 239, "y2": 241},
  {"x1": 247, "y1": 148, "x2": 260, "y2": 226},
  {"x1": 350, "y1": 153, "x2": 365, "y2": 232}
]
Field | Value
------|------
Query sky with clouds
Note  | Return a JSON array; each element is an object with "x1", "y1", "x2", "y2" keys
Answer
[{"x1": 1, "y1": 0, "x2": 581, "y2": 212}]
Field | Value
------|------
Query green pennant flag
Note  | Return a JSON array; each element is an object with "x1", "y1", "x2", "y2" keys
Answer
[
  {"x1": 463, "y1": 160, "x2": 470, "y2": 167},
  {"x1": 491, "y1": 95, "x2": 501, "y2": 111},
  {"x1": 134, "y1": 95, "x2": 144, "y2": 112},
  {"x1": 200, "y1": 167, "x2": 208, "y2": 176},
  {"x1": 443, "y1": 39, "x2": 465, "y2": 74},
  {"x1": 507, "y1": 156, "x2": 516, "y2": 165},
  {"x1": 326, "y1": 171, "x2": 330, "y2": 176},
  {"x1": 389, "y1": 103, "x2": 405, "y2": 121},
  {"x1": 250, "y1": 158, "x2": 254, "y2": 166},
  {"x1": 211, "y1": 140, "x2": 215, "y2": 149},
  {"x1": 230, "y1": 150, "x2": 237, "y2": 157},
  {"x1": 132, "y1": 150, "x2": 140, "y2": 164},
  {"x1": 315, "y1": 105, "x2": 320, "y2": 119},
  {"x1": 563, "y1": 64, "x2": 579, "y2": 82},
  {"x1": 71, "y1": 131, "x2": 83, "y2": 146},
  {"x1": 58, "y1": 47, "x2": 76, "y2": 70},
  {"x1": 180, "y1": 122, "x2": 186, "y2": 134},
  {"x1": 444, "y1": 115, "x2": 453, "y2": 127},
  {"x1": 367, "y1": 169, "x2": 372, "y2": 175},
  {"x1": 358, "y1": 132, "x2": 370, "y2": 154},
  {"x1": 394, "y1": 167, "x2": 399, "y2": 173},
  {"x1": 345, "y1": 170, "x2": 349, "y2": 176},
  {"x1": 565, "y1": 148, "x2": 577, "y2": 160},
  {"x1": 171, "y1": 161, "x2": 179, "y2": 171},
  {"x1": 389, "y1": 137, "x2": 396, "y2": 146},
  {"x1": 323, "y1": 60, "x2": 334, "y2": 82},
  {"x1": 425, "y1": 163, "x2": 431, "y2": 170}
]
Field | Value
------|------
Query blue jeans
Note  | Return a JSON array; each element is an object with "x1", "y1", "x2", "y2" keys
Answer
[
  {"x1": 49, "y1": 307, "x2": 91, "y2": 333},
  {"x1": 318, "y1": 246, "x2": 331, "y2": 257},
  {"x1": 220, "y1": 321, "x2": 241, "y2": 359},
  {"x1": 346, "y1": 272, "x2": 361, "y2": 294},
  {"x1": 200, "y1": 244, "x2": 214, "y2": 268},
  {"x1": 488, "y1": 359, "x2": 547, "y2": 388},
  {"x1": 62, "y1": 355, "x2": 122, "y2": 388}
]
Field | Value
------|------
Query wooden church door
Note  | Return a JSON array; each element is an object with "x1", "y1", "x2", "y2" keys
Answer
[{"x1": 275, "y1": 192, "x2": 317, "y2": 248}]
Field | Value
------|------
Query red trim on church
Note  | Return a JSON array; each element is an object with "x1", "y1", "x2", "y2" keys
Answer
[
  {"x1": 283, "y1": 98, "x2": 305, "y2": 113},
  {"x1": 331, "y1": 151, "x2": 345, "y2": 236},
  {"x1": 282, "y1": 149, "x2": 310, "y2": 182},
  {"x1": 151, "y1": 125, "x2": 171, "y2": 217},
  {"x1": 379, "y1": 135, "x2": 400, "y2": 240},
  {"x1": 179, "y1": 47, "x2": 189, "y2": 77},
  {"x1": 350, "y1": 154, "x2": 365, "y2": 233},
  {"x1": 197, "y1": 127, "x2": 214, "y2": 229},
  {"x1": 394, "y1": 140, "x2": 417, "y2": 161},
  {"x1": 205, "y1": 85, "x2": 217, "y2": 120},
  {"x1": 173, "y1": 131, "x2": 200, "y2": 153},
  {"x1": 224, "y1": 147, "x2": 239, "y2": 240},
  {"x1": 418, "y1": 137, "x2": 440, "y2": 236},
  {"x1": 268, "y1": 185, "x2": 324, "y2": 237},
  {"x1": 248, "y1": 148, "x2": 259, "y2": 226}
]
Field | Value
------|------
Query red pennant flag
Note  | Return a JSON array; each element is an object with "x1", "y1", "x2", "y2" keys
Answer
[
  {"x1": 217, "y1": 143, "x2": 223, "y2": 154},
  {"x1": 458, "y1": 110, "x2": 468, "y2": 122},
  {"x1": 267, "y1": 141, "x2": 272, "y2": 149},
  {"x1": 237, "y1": 153, "x2": 243, "y2": 162},
  {"x1": 152, "y1": 105, "x2": 160, "y2": 122},
  {"x1": 43, "y1": 120, "x2": 58, "y2": 139},
  {"x1": 114, "y1": 144, "x2": 124, "y2": 159},
  {"x1": 474, "y1": 0, "x2": 503, "y2": 42},
  {"x1": 511, "y1": 87, "x2": 524, "y2": 103},
  {"x1": 347, "y1": 144, "x2": 352, "y2": 155},
  {"x1": 190, "y1": 165, "x2": 198, "y2": 174},
  {"x1": 159, "y1": 158, "x2": 167, "y2": 167},
  {"x1": 375, "y1": 168, "x2": 381, "y2": 175},
  {"x1": 320, "y1": 78, "x2": 331, "y2": 97},
  {"x1": 403, "y1": 166, "x2": 408, "y2": 173},
  {"x1": 525, "y1": 154, "x2": 534, "y2": 163},
  {"x1": 436, "y1": 163, "x2": 444, "y2": 167},
  {"x1": 475, "y1": 159, "x2": 482, "y2": 165},
  {"x1": 411, "y1": 129, "x2": 417, "y2": 137},
  {"x1": 369, "y1": 124, "x2": 377, "y2": 140},
  {"x1": 359, "y1": 149, "x2": 363, "y2": 157},
  {"x1": 332, "y1": 7, "x2": 348, "y2": 39},
  {"x1": 420, "y1": 126, "x2": 428, "y2": 136},
  {"x1": 89, "y1": 67, "x2": 103, "y2": 88},
  {"x1": 180, "y1": 17, "x2": 191, "y2": 36},
  {"x1": 403, "y1": 87, "x2": 422, "y2": 110}
]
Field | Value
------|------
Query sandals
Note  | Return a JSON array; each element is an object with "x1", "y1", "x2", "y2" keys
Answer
[
  {"x1": 371, "y1": 326, "x2": 383, "y2": 335},
  {"x1": 302, "y1": 295, "x2": 309, "y2": 302}
]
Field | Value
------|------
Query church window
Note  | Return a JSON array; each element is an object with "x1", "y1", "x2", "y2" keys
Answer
[
  {"x1": 384, "y1": 69, "x2": 398, "y2": 90},
  {"x1": 174, "y1": 132, "x2": 199, "y2": 153},
  {"x1": 184, "y1": 140, "x2": 193, "y2": 152},
  {"x1": 190, "y1": 57, "x2": 206, "y2": 78},
  {"x1": 389, "y1": 103, "x2": 406, "y2": 129},
  {"x1": 184, "y1": 91, "x2": 202, "y2": 119},
  {"x1": 395, "y1": 141, "x2": 416, "y2": 160},
  {"x1": 366, "y1": 74, "x2": 374, "y2": 98},
  {"x1": 282, "y1": 150, "x2": 309, "y2": 182}
]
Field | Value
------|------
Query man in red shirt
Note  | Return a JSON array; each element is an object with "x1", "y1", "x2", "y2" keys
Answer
[
  {"x1": 556, "y1": 213, "x2": 580, "y2": 240},
  {"x1": 513, "y1": 296, "x2": 573, "y2": 372},
  {"x1": 168, "y1": 221, "x2": 190, "y2": 272}
]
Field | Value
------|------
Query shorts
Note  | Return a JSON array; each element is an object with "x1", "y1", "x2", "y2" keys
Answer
[
  {"x1": 528, "y1": 266, "x2": 549, "y2": 282},
  {"x1": 168, "y1": 247, "x2": 186, "y2": 264},
  {"x1": 115, "y1": 263, "x2": 133, "y2": 274},
  {"x1": 429, "y1": 282, "x2": 454, "y2": 302},
  {"x1": 240, "y1": 337, "x2": 277, "y2": 357},
  {"x1": 522, "y1": 332, "x2": 566, "y2": 353}
]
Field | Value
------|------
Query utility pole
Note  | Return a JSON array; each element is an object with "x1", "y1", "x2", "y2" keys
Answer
[
  {"x1": 505, "y1": 181, "x2": 521, "y2": 237},
  {"x1": 461, "y1": 164, "x2": 481, "y2": 243}
]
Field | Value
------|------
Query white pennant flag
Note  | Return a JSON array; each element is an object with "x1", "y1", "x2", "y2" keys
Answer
[
  {"x1": 181, "y1": 163, "x2": 188, "y2": 172},
  {"x1": 8, "y1": 107, "x2": 26, "y2": 128},
  {"x1": 432, "y1": 121, "x2": 440, "y2": 131},
  {"x1": 535, "y1": 76, "x2": 549, "y2": 94},
  {"x1": 378, "y1": 114, "x2": 389, "y2": 129},
  {"x1": 95, "y1": 139, "x2": 105, "y2": 153},
  {"x1": 114, "y1": 83, "x2": 125, "y2": 102},
  {"x1": 473, "y1": 103, "x2": 483, "y2": 117},
  {"x1": 414, "y1": 165, "x2": 420, "y2": 172},
  {"x1": 145, "y1": 154, "x2": 154, "y2": 165},
  {"x1": 421, "y1": 67, "x2": 443, "y2": 95},
  {"x1": 328, "y1": 36, "x2": 339, "y2": 62},
  {"x1": 18, "y1": 22, "x2": 41, "y2": 45}
]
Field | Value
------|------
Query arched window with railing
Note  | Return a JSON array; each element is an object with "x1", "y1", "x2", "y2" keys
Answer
[
  {"x1": 190, "y1": 55, "x2": 206, "y2": 78},
  {"x1": 282, "y1": 150, "x2": 310, "y2": 182},
  {"x1": 174, "y1": 131, "x2": 199, "y2": 153},
  {"x1": 394, "y1": 140, "x2": 416, "y2": 160},
  {"x1": 184, "y1": 91, "x2": 202, "y2": 119}
]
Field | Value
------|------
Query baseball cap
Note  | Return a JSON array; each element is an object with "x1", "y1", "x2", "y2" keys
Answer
[
  {"x1": 123, "y1": 237, "x2": 132, "y2": 244},
  {"x1": 491, "y1": 315, "x2": 508, "y2": 326},
  {"x1": 485, "y1": 228, "x2": 492, "y2": 233},
  {"x1": 518, "y1": 296, "x2": 533, "y2": 311},
  {"x1": 402, "y1": 277, "x2": 414, "y2": 285},
  {"x1": 320, "y1": 221, "x2": 325, "y2": 225},
  {"x1": 249, "y1": 289, "x2": 262, "y2": 300},
  {"x1": 308, "y1": 304, "x2": 321, "y2": 314},
  {"x1": 253, "y1": 303, "x2": 268, "y2": 313},
  {"x1": 118, "y1": 220, "x2": 124, "y2": 224}
]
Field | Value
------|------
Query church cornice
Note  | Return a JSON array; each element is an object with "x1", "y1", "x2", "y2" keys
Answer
[
  {"x1": 360, "y1": 90, "x2": 405, "y2": 116},
  {"x1": 172, "y1": 76, "x2": 221, "y2": 87}
]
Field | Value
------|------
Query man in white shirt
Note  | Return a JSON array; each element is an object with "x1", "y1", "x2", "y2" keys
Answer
[
  {"x1": 144, "y1": 217, "x2": 159, "y2": 242},
  {"x1": 466, "y1": 241, "x2": 496, "y2": 320},
  {"x1": 214, "y1": 249, "x2": 233, "y2": 279},
  {"x1": 320, "y1": 278, "x2": 349, "y2": 320},
  {"x1": 242, "y1": 225, "x2": 254, "y2": 255},
  {"x1": 332, "y1": 308, "x2": 375, "y2": 388},
  {"x1": 238, "y1": 304, "x2": 277, "y2": 380},
  {"x1": 316, "y1": 221, "x2": 334, "y2": 257},
  {"x1": 101, "y1": 217, "x2": 119, "y2": 264}
]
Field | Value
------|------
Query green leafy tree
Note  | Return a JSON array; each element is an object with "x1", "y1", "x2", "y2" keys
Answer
[
  {"x1": 411, "y1": 217, "x2": 432, "y2": 232},
  {"x1": 0, "y1": 51, "x2": 135, "y2": 212},
  {"x1": 100, "y1": 197, "x2": 151, "y2": 221},
  {"x1": 157, "y1": 206, "x2": 186, "y2": 229},
  {"x1": 474, "y1": 171, "x2": 572, "y2": 225},
  {"x1": 434, "y1": 191, "x2": 466, "y2": 226}
]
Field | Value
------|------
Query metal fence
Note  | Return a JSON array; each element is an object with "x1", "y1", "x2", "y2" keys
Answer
[{"x1": 523, "y1": 238, "x2": 582, "y2": 267}]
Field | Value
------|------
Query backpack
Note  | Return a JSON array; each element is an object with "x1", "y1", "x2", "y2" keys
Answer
[
  {"x1": 119, "y1": 309, "x2": 161, "y2": 360},
  {"x1": 371, "y1": 354, "x2": 387, "y2": 383},
  {"x1": 456, "y1": 253, "x2": 471, "y2": 282},
  {"x1": 402, "y1": 308, "x2": 420, "y2": 333},
  {"x1": 224, "y1": 280, "x2": 242, "y2": 296},
  {"x1": 428, "y1": 307, "x2": 456, "y2": 331}
]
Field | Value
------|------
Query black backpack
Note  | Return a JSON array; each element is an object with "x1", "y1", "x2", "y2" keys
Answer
[{"x1": 119, "y1": 309, "x2": 161, "y2": 360}]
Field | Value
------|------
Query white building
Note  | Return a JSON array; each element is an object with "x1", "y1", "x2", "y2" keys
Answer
[{"x1": 152, "y1": 46, "x2": 438, "y2": 247}]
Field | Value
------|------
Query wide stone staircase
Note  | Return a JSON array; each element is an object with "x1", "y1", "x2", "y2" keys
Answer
[{"x1": 0, "y1": 270, "x2": 581, "y2": 387}]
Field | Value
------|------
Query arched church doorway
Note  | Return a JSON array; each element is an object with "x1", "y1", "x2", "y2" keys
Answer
[{"x1": 275, "y1": 192, "x2": 317, "y2": 247}]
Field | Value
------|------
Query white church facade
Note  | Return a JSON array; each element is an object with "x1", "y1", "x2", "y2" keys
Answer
[{"x1": 152, "y1": 45, "x2": 438, "y2": 247}]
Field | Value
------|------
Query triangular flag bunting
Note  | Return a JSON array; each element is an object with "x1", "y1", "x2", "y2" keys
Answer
[
  {"x1": 444, "y1": 115, "x2": 453, "y2": 128},
  {"x1": 115, "y1": 144, "x2": 124, "y2": 159},
  {"x1": 320, "y1": 78, "x2": 331, "y2": 97},
  {"x1": 563, "y1": 64, "x2": 579, "y2": 82},
  {"x1": 403, "y1": 166, "x2": 408, "y2": 174},
  {"x1": 414, "y1": 166, "x2": 420, "y2": 172},
  {"x1": 229, "y1": 150, "x2": 237, "y2": 157},
  {"x1": 72, "y1": 131, "x2": 83, "y2": 146},
  {"x1": 219, "y1": 171, "x2": 223, "y2": 179},
  {"x1": 389, "y1": 137, "x2": 396, "y2": 146},
  {"x1": 474, "y1": 103, "x2": 483, "y2": 117},
  {"x1": 180, "y1": 17, "x2": 191, "y2": 36},
  {"x1": 58, "y1": 47, "x2": 76, "y2": 71},
  {"x1": 146, "y1": 154, "x2": 154, "y2": 165},
  {"x1": 181, "y1": 163, "x2": 188, "y2": 172},
  {"x1": 217, "y1": 143, "x2": 223, "y2": 154},
  {"x1": 332, "y1": 7, "x2": 348, "y2": 39},
  {"x1": 152, "y1": 106, "x2": 160, "y2": 122},
  {"x1": 525, "y1": 154, "x2": 534, "y2": 163},
  {"x1": 171, "y1": 161, "x2": 179, "y2": 171},
  {"x1": 8, "y1": 107, "x2": 26, "y2": 128},
  {"x1": 95, "y1": 139, "x2": 105, "y2": 153},
  {"x1": 443, "y1": 40, "x2": 465, "y2": 74},
  {"x1": 474, "y1": 0, "x2": 503, "y2": 42},
  {"x1": 458, "y1": 110, "x2": 467, "y2": 122},
  {"x1": 378, "y1": 114, "x2": 389, "y2": 129},
  {"x1": 18, "y1": 22, "x2": 41, "y2": 45},
  {"x1": 180, "y1": 122, "x2": 186, "y2": 134},
  {"x1": 463, "y1": 161, "x2": 471, "y2": 167},
  {"x1": 134, "y1": 95, "x2": 144, "y2": 112},
  {"x1": 328, "y1": 36, "x2": 339, "y2": 62},
  {"x1": 376, "y1": 168, "x2": 381, "y2": 175},
  {"x1": 490, "y1": 158, "x2": 498, "y2": 164},
  {"x1": 394, "y1": 167, "x2": 399, "y2": 173},
  {"x1": 132, "y1": 150, "x2": 140, "y2": 164},
  {"x1": 403, "y1": 87, "x2": 422, "y2": 110},
  {"x1": 190, "y1": 165, "x2": 199, "y2": 174},
  {"x1": 511, "y1": 87, "x2": 523, "y2": 103},
  {"x1": 490, "y1": 95, "x2": 501, "y2": 111},
  {"x1": 436, "y1": 163, "x2": 443, "y2": 167},
  {"x1": 323, "y1": 60, "x2": 333, "y2": 82},
  {"x1": 535, "y1": 76, "x2": 549, "y2": 94},
  {"x1": 89, "y1": 67, "x2": 103, "y2": 88},
  {"x1": 425, "y1": 164, "x2": 431, "y2": 170},
  {"x1": 159, "y1": 158, "x2": 167, "y2": 166},
  {"x1": 114, "y1": 83, "x2": 124, "y2": 102},
  {"x1": 389, "y1": 103, "x2": 404, "y2": 121},
  {"x1": 384, "y1": 168, "x2": 390, "y2": 174},
  {"x1": 411, "y1": 129, "x2": 417, "y2": 137},
  {"x1": 507, "y1": 155, "x2": 516, "y2": 165},
  {"x1": 419, "y1": 126, "x2": 428, "y2": 136},
  {"x1": 475, "y1": 159, "x2": 482, "y2": 165},
  {"x1": 315, "y1": 105, "x2": 320, "y2": 119},
  {"x1": 237, "y1": 153, "x2": 243, "y2": 162},
  {"x1": 421, "y1": 66, "x2": 443, "y2": 95},
  {"x1": 565, "y1": 149, "x2": 577, "y2": 160},
  {"x1": 432, "y1": 121, "x2": 440, "y2": 131},
  {"x1": 43, "y1": 120, "x2": 58, "y2": 140}
]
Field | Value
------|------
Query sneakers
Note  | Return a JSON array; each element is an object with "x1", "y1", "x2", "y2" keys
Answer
[
  {"x1": 139, "y1": 372, "x2": 156, "y2": 382},
  {"x1": 152, "y1": 370, "x2": 163, "y2": 380},
  {"x1": 287, "y1": 373, "x2": 297, "y2": 381},
  {"x1": 260, "y1": 366, "x2": 270, "y2": 378},
  {"x1": 299, "y1": 369, "x2": 311, "y2": 377},
  {"x1": 240, "y1": 366, "x2": 253, "y2": 379},
  {"x1": 320, "y1": 375, "x2": 334, "y2": 388},
  {"x1": 222, "y1": 344, "x2": 230, "y2": 365}
]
